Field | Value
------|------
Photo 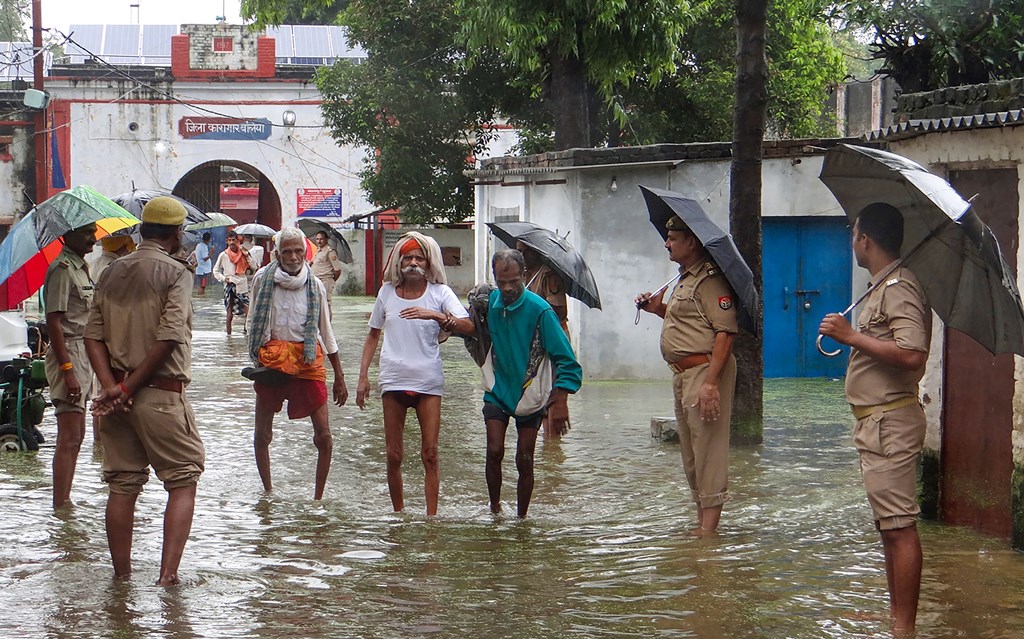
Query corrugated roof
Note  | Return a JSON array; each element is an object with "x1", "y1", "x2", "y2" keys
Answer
[{"x1": 863, "y1": 109, "x2": 1024, "y2": 142}]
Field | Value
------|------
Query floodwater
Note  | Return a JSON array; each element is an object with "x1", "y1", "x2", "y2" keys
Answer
[{"x1": 2, "y1": 293, "x2": 1023, "y2": 638}]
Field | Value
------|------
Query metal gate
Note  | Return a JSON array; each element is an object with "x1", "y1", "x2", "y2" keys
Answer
[
  {"x1": 763, "y1": 217, "x2": 852, "y2": 377},
  {"x1": 940, "y1": 167, "x2": 1018, "y2": 537}
]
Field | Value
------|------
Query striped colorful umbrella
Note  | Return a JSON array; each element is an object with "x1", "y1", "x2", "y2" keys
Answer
[{"x1": 0, "y1": 186, "x2": 139, "y2": 310}]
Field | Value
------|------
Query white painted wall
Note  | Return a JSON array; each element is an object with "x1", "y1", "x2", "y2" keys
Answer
[
  {"x1": 45, "y1": 80, "x2": 373, "y2": 225},
  {"x1": 475, "y1": 153, "x2": 855, "y2": 380}
]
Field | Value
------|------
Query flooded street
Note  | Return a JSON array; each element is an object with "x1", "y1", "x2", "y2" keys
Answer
[{"x1": 2, "y1": 292, "x2": 1024, "y2": 638}]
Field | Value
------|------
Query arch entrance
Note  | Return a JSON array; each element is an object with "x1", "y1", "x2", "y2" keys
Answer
[{"x1": 172, "y1": 160, "x2": 282, "y2": 229}]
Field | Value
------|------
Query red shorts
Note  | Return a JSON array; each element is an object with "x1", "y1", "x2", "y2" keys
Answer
[{"x1": 254, "y1": 378, "x2": 327, "y2": 420}]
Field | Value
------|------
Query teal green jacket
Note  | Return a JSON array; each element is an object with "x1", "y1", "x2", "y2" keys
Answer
[{"x1": 484, "y1": 288, "x2": 582, "y2": 415}]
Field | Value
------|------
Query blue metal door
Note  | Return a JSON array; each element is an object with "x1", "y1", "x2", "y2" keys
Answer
[{"x1": 763, "y1": 217, "x2": 851, "y2": 377}]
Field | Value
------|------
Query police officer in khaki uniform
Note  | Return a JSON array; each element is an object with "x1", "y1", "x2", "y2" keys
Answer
[
  {"x1": 636, "y1": 214, "x2": 738, "y2": 537},
  {"x1": 85, "y1": 196, "x2": 205, "y2": 587},
  {"x1": 819, "y1": 203, "x2": 930, "y2": 635},
  {"x1": 44, "y1": 223, "x2": 97, "y2": 509},
  {"x1": 310, "y1": 231, "x2": 342, "y2": 316}
]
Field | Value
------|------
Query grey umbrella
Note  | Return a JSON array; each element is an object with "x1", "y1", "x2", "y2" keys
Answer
[
  {"x1": 296, "y1": 218, "x2": 354, "y2": 264},
  {"x1": 486, "y1": 221, "x2": 601, "y2": 309},
  {"x1": 818, "y1": 143, "x2": 1024, "y2": 356},
  {"x1": 639, "y1": 185, "x2": 760, "y2": 335}
]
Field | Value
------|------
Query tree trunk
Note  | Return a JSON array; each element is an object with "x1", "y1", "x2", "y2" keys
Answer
[
  {"x1": 729, "y1": 0, "x2": 768, "y2": 445},
  {"x1": 548, "y1": 53, "x2": 590, "y2": 150}
]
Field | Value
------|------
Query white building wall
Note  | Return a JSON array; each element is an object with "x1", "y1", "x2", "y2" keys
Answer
[{"x1": 47, "y1": 81, "x2": 373, "y2": 225}]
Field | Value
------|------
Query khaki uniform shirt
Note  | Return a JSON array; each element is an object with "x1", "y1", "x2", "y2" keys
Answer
[
  {"x1": 845, "y1": 263, "x2": 931, "y2": 407},
  {"x1": 85, "y1": 242, "x2": 194, "y2": 383},
  {"x1": 44, "y1": 247, "x2": 94, "y2": 338},
  {"x1": 660, "y1": 260, "x2": 738, "y2": 363},
  {"x1": 311, "y1": 247, "x2": 341, "y2": 282}
]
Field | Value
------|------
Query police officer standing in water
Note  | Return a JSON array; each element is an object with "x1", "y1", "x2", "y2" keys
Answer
[
  {"x1": 636, "y1": 214, "x2": 738, "y2": 537},
  {"x1": 819, "y1": 202, "x2": 931, "y2": 636}
]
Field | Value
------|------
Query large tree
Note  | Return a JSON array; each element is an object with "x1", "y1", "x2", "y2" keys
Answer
[
  {"x1": 840, "y1": 0, "x2": 1024, "y2": 92},
  {"x1": 1, "y1": 0, "x2": 28, "y2": 41},
  {"x1": 242, "y1": 0, "x2": 344, "y2": 27},
  {"x1": 455, "y1": 0, "x2": 706, "y2": 150}
]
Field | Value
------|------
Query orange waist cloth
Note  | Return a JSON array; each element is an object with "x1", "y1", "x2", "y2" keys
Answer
[{"x1": 258, "y1": 340, "x2": 326, "y2": 381}]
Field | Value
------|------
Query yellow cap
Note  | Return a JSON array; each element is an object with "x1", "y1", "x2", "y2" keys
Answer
[{"x1": 141, "y1": 196, "x2": 187, "y2": 225}]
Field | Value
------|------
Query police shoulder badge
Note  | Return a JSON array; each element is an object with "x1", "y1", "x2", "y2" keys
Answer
[{"x1": 718, "y1": 296, "x2": 733, "y2": 310}]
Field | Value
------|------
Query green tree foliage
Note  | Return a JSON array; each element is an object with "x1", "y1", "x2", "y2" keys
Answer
[
  {"x1": 241, "y1": 0, "x2": 343, "y2": 27},
  {"x1": 455, "y1": 0, "x2": 707, "y2": 149},
  {"x1": 313, "y1": 0, "x2": 523, "y2": 224},
  {"x1": 0, "y1": 0, "x2": 28, "y2": 41},
  {"x1": 841, "y1": 0, "x2": 1024, "y2": 92}
]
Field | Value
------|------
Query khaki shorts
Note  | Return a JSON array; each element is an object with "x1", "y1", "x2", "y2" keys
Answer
[
  {"x1": 44, "y1": 338, "x2": 93, "y2": 415},
  {"x1": 853, "y1": 402, "x2": 925, "y2": 530},
  {"x1": 100, "y1": 388, "x2": 205, "y2": 494}
]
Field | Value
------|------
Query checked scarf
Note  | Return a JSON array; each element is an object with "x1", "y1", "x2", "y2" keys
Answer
[{"x1": 247, "y1": 262, "x2": 321, "y2": 364}]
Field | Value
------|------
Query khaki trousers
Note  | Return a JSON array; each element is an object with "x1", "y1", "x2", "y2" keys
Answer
[{"x1": 671, "y1": 355, "x2": 736, "y2": 509}]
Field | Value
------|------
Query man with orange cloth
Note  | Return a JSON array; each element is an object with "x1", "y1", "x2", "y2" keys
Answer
[{"x1": 246, "y1": 227, "x2": 349, "y2": 500}]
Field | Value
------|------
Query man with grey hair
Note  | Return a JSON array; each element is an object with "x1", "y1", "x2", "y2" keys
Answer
[
  {"x1": 475, "y1": 248, "x2": 582, "y2": 518},
  {"x1": 246, "y1": 227, "x2": 349, "y2": 500}
]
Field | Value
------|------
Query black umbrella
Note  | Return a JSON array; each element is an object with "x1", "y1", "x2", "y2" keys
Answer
[
  {"x1": 486, "y1": 221, "x2": 602, "y2": 310},
  {"x1": 296, "y1": 219, "x2": 354, "y2": 264},
  {"x1": 639, "y1": 185, "x2": 760, "y2": 335},
  {"x1": 818, "y1": 143, "x2": 1024, "y2": 356},
  {"x1": 110, "y1": 189, "x2": 211, "y2": 253}
]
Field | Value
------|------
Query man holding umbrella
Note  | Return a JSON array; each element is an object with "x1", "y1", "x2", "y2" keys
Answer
[
  {"x1": 819, "y1": 203, "x2": 931, "y2": 635},
  {"x1": 44, "y1": 223, "x2": 97, "y2": 509},
  {"x1": 636, "y1": 214, "x2": 738, "y2": 537}
]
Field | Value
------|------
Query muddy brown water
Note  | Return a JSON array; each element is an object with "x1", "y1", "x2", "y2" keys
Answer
[{"x1": 1, "y1": 293, "x2": 1022, "y2": 638}]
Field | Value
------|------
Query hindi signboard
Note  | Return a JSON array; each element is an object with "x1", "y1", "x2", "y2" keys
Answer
[
  {"x1": 297, "y1": 188, "x2": 343, "y2": 218},
  {"x1": 178, "y1": 117, "x2": 272, "y2": 141}
]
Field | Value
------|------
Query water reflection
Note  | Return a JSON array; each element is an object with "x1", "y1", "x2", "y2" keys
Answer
[{"x1": 0, "y1": 294, "x2": 1022, "y2": 637}]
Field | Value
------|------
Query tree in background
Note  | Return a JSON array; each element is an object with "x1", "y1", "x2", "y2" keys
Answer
[
  {"x1": 242, "y1": 0, "x2": 343, "y2": 27},
  {"x1": 455, "y1": 0, "x2": 706, "y2": 150},
  {"x1": 0, "y1": 0, "x2": 28, "y2": 41},
  {"x1": 841, "y1": 0, "x2": 1024, "y2": 92}
]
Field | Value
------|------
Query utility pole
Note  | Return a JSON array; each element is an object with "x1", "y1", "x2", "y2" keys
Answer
[{"x1": 32, "y1": 0, "x2": 46, "y2": 205}]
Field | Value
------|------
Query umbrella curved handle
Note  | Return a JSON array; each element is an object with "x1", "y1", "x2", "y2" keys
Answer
[{"x1": 816, "y1": 333, "x2": 842, "y2": 357}]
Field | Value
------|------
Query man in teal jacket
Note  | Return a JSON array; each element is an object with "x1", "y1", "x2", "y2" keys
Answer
[{"x1": 484, "y1": 249, "x2": 582, "y2": 518}]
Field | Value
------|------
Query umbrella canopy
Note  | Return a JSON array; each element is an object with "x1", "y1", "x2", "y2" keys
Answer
[
  {"x1": 110, "y1": 189, "x2": 209, "y2": 226},
  {"x1": 819, "y1": 143, "x2": 1024, "y2": 356},
  {"x1": 486, "y1": 221, "x2": 601, "y2": 309},
  {"x1": 235, "y1": 223, "x2": 278, "y2": 238},
  {"x1": 0, "y1": 188, "x2": 140, "y2": 310},
  {"x1": 296, "y1": 218, "x2": 354, "y2": 264},
  {"x1": 639, "y1": 185, "x2": 760, "y2": 335},
  {"x1": 185, "y1": 212, "x2": 237, "y2": 232}
]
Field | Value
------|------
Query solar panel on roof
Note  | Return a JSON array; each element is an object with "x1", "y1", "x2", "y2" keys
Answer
[
  {"x1": 292, "y1": 25, "x2": 330, "y2": 57},
  {"x1": 142, "y1": 25, "x2": 175, "y2": 57},
  {"x1": 67, "y1": 24, "x2": 104, "y2": 64},
  {"x1": 267, "y1": 26, "x2": 294, "y2": 57},
  {"x1": 104, "y1": 24, "x2": 140, "y2": 62},
  {"x1": 0, "y1": 42, "x2": 36, "y2": 79}
]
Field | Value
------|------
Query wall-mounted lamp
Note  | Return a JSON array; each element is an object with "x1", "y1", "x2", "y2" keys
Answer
[
  {"x1": 609, "y1": 176, "x2": 618, "y2": 193},
  {"x1": 282, "y1": 110, "x2": 297, "y2": 126}
]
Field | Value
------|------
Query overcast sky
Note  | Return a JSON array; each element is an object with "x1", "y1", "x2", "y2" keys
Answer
[{"x1": 31, "y1": 0, "x2": 245, "y2": 39}]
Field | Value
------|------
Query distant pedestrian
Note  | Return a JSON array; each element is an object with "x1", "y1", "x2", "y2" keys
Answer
[
  {"x1": 819, "y1": 203, "x2": 931, "y2": 635},
  {"x1": 310, "y1": 230, "x2": 342, "y2": 316},
  {"x1": 242, "y1": 234, "x2": 265, "y2": 268},
  {"x1": 635, "y1": 213, "x2": 738, "y2": 537},
  {"x1": 85, "y1": 196, "x2": 204, "y2": 586},
  {"x1": 44, "y1": 223, "x2": 97, "y2": 509},
  {"x1": 247, "y1": 228, "x2": 349, "y2": 500},
  {"x1": 474, "y1": 249, "x2": 581, "y2": 518},
  {"x1": 213, "y1": 230, "x2": 258, "y2": 335},
  {"x1": 191, "y1": 232, "x2": 213, "y2": 295},
  {"x1": 356, "y1": 232, "x2": 471, "y2": 515}
]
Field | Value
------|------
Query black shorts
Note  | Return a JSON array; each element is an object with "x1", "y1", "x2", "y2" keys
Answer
[{"x1": 482, "y1": 401, "x2": 545, "y2": 431}]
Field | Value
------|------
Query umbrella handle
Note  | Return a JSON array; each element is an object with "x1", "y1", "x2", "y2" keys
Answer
[{"x1": 816, "y1": 333, "x2": 842, "y2": 357}]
